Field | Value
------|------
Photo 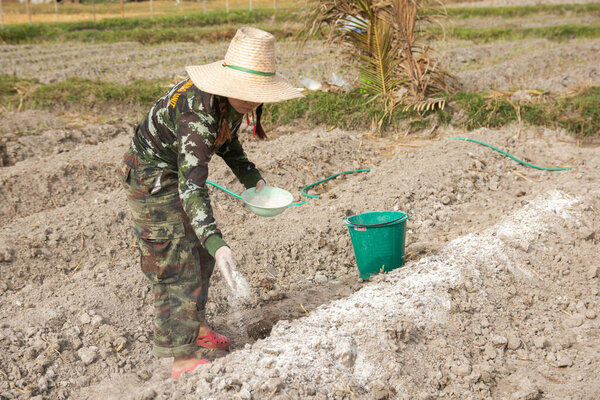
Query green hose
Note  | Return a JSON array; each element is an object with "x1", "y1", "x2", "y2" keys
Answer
[
  {"x1": 206, "y1": 179, "x2": 243, "y2": 200},
  {"x1": 206, "y1": 168, "x2": 372, "y2": 207},
  {"x1": 289, "y1": 168, "x2": 372, "y2": 207},
  {"x1": 207, "y1": 137, "x2": 575, "y2": 205},
  {"x1": 449, "y1": 137, "x2": 573, "y2": 171}
]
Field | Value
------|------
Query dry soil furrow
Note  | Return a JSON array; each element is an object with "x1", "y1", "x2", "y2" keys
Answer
[
  {"x1": 1, "y1": 125, "x2": 598, "y2": 399},
  {"x1": 0, "y1": 122, "x2": 132, "y2": 166},
  {"x1": 4, "y1": 37, "x2": 599, "y2": 95},
  {"x1": 0, "y1": 132, "x2": 130, "y2": 226},
  {"x1": 0, "y1": 41, "x2": 343, "y2": 87},
  {"x1": 447, "y1": 14, "x2": 600, "y2": 29},
  {"x1": 0, "y1": 42, "x2": 224, "y2": 83},
  {"x1": 0, "y1": 126, "x2": 377, "y2": 227},
  {"x1": 207, "y1": 126, "x2": 598, "y2": 344},
  {"x1": 0, "y1": 110, "x2": 65, "y2": 137},
  {"x1": 79, "y1": 188, "x2": 600, "y2": 399},
  {"x1": 454, "y1": 39, "x2": 600, "y2": 92}
]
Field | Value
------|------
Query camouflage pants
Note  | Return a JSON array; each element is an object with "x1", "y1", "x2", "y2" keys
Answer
[{"x1": 117, "y1": 149, "x2": 214, "y2": 358}]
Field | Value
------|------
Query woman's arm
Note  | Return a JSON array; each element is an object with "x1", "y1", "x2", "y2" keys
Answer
[
  {"x1": 176, "y1": 110, "x2": 227, "y2": 258},
  {"x1": 216, "y1": 134, "x2": 264, "y2": 189}
]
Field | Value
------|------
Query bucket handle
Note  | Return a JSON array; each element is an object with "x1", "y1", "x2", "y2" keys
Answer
[{"x1": 344, "y1": 214, "x2": 407, "y2": 228}]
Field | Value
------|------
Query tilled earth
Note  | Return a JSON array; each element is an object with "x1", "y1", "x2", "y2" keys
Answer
[
  {"x1": 1, "y1": 39, "x2": 599, "y2": 95},
  {"x1": 1, "y1": 3, "x2": 600, "y2": 400},
  {"x1": 1, "y1": 116, "x2": 599, "y2": 399}
]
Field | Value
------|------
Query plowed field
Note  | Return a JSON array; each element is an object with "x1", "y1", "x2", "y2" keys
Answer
[{"x1": 1, "y1": 2, "x2": 599, "y2": 399}]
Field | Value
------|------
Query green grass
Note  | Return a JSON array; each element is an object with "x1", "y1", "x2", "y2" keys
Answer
[
  {"x1": 266, "y1": 90, "x2": 405, "y2": 129},
  {"x1": 0, "y1": 9, "x2": 296, "y2": 44},
  {"x1": 50, "y1": 25, "x2": 296, "y2": 44},
  {"x1": 449, "y1": 89, "x2": 600, "y2": 137},
  {"x1": 267, "y1": 88, "x2": 600, "y2": 137},
  {"x1": 432, "y1": 24, "x2": 600, "y2": 42},
  {"x1": 0, "y1": 74, "x2": 168, "y2": 109},
  {"x1": 552, "y1": 87, "x2": 600, "y2": 137},
  {"x1": 444, "y1": 3, "x2": 600, "y2": 18},
  {"x1": 1, "y1": 74, "x2": 598, "y2": 137}
]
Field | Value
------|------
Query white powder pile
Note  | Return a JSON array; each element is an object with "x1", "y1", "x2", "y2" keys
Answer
[
  {"x1": 188, "y1": 190, "x2": 579, "y2": 397},
  {"x1": 247, "y1": 192, "x2": 288, "y2": 208}
]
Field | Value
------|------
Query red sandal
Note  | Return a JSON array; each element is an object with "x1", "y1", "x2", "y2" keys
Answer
[
  {"x1": 171, "y1": 359, "x2": 210, "y2": 379},
  {"x1": 196, "y1": 329, "x2": 231, "y2": 349}
]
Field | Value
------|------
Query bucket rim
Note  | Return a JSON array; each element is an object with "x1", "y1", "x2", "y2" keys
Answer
[{"x1": 344, "y1": 210, "x2": 408, "y2": 228}]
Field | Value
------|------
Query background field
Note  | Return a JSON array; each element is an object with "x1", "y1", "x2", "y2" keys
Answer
[
  {"x1": 0, "y1": 0, "x2": 599, "y2": 399},
  {"x1": 1, "y1": 0, "x2": 302, "y2": 24}
]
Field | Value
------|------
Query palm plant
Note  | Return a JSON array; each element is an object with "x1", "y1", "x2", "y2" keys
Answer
[{"x1": 304, "y1": 0, "x2": 453, "y2": 112}]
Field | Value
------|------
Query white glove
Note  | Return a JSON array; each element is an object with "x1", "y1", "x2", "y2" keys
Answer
[
  {"x1": 215, "y1": 246, "x2": 251, "y2": 299},
  {"x1": 215, "y1": 246, "x2": 238, "y2": 293},
  {"x1": 255, "y1": 179, "x2": 266, "y2": 193}
]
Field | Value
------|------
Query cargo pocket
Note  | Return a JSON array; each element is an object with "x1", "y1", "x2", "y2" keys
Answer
[
  {"x1": 116, "y1": 159, "x2": 132, "y2": 188},
  {"x1": 139, "y1": 237, "x2": 182, "y2": 284},
  {"x1": 128, "y1": 164, "x2": 189, "y2": 240},
  {"x1": 133, "y1": 189, "x2": 188, "y2": 240}
]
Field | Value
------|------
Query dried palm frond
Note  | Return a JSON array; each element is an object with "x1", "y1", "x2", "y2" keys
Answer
[
  {"x1": 302, "y1": 0, "x2": 455, "y2": 124},
  {"x1": 342, "y1": 0, "x2": 403, "y2": 97},
  {"x1": 403, "y1": 97, "x2": 445, "y2": 112}
]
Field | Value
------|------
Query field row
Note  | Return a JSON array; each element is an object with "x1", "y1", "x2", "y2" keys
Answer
[
  {"x1": 3, "y1": 1, "x2": 598, "y2": 24},
  {"x1": 1, "y1": 3, "x2": 600, "y2": 44},
  {"x1": 1, "y1": 35, "x2": 598, "y2": 136},
  {"x1": 0, "y1": 0, "x2": 301, "y2": 25}
]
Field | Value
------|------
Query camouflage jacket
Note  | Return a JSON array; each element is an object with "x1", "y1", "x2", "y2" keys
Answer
[{"x1": 131, "y1": 78, "x2": 262, "y2": 256}]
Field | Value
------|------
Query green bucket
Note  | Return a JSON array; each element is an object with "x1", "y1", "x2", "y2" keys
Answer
[{"x1": 344, "y1": 211, "x2": 408, "y2": 280}]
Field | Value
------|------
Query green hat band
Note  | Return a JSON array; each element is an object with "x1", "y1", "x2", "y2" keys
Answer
[{"x1": 222, "y1": 63, "x2": 276, "y2": 76}]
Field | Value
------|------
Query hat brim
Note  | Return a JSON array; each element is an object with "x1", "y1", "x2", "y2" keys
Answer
[{"x1": 186, "y1": 61, "x2": 304, "y2": 103}]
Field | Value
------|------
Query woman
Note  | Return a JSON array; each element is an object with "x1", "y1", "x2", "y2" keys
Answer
[{"x1": 116, "y1": 27, "x2": 302, "y2": 379}]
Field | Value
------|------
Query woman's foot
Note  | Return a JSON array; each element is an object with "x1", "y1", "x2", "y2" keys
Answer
[
  {"x1": 198, "y1": 322, "x2": 211, "y2": 336},
  {"x1": 171, "y1": 354, "x2": 209, "y2": 379},
  {"x1": 196, "y1": 323, "x2": 231, "y2": 349}
]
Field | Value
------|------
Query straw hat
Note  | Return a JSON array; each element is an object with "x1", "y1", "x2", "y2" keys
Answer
[{"x1": 186, "y1": 27, "x2": 303, "y2": 103}]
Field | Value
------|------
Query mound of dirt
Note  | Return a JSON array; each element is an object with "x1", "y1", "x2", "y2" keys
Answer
[
  {"x1": 1, "y1": 118, "x2": 598, "y2": 399},
  {"x1": 135, "y1": 189, "x2": 599, "y2": 400}
]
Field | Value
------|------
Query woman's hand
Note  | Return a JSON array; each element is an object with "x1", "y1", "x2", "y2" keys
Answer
[
  {"x1": 255, "y1": 179, "x2": 266, "y2": 193},
  {"x1": 214, "y1": 247, "x2": 251, "y2": 298},
  {"x1": 215, "y1": 246, "x2": 238, "y2": 293}
]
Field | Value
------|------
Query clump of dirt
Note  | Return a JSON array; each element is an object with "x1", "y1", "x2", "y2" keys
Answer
[
  {"x1": 0, "y1": 141, "x2": 9, "y2": 167},
  {"x1": 1, "y1": 116, "x2": 598, "y2": 399}
]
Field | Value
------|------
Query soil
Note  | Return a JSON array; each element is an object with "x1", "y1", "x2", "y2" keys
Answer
[
  {"x1": 448, "y1": 15, "x2": 600, "y2": 29},
  {"x1": 440, "y1": 38, "x2": 600, "y2": 93},
  {"x1": 450, "y1": 0, "x2": 599, "y2": 7},
  {"x1": 0, "y1": 41, "x2": 346, "y2": 88},
  {"x1": 1, "y1": 2, "x2": 599, "y2": 399},
  {"x1": 2, "y1": 40, "x2": 599, "y2": 96}
]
